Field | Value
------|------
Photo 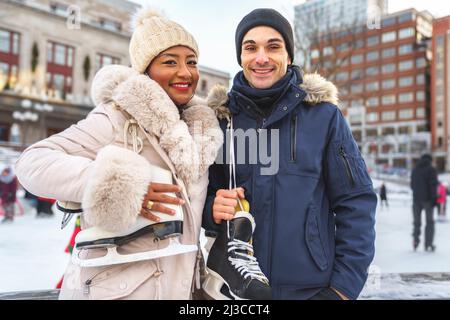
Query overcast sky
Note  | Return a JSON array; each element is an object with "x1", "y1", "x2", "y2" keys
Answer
[{"x1": 131, "y1": 0, "x2": 450, "y2": 77}]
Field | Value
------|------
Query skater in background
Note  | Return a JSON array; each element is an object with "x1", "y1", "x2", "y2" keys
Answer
[
  {"x1": 15, "y1": 8, "x2": 222, "y2": 300},
  {"x1": 0, "y1": 167, "x2": 18, "y2": 223},
  {"x1": 379, "y1": 182, "x2": 388, "y2": 209},
  {"x1": 203, "y1": 8, "x2": 376, "y2": 300},
  {"x1": 436, "y1": 181, "x2": 447, "y2": 222},
  {"x1": 411, "y1": 154, "x2": 438, "y2": 252}
]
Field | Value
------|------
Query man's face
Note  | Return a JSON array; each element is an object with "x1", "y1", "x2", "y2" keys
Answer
[{"x1": 240, "y1": 26, "x2": 291, "y2": 89}]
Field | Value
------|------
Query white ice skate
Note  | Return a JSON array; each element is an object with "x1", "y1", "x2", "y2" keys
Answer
[{"x1": 72, "y1": 166, "x2": 197, "y2": 268}]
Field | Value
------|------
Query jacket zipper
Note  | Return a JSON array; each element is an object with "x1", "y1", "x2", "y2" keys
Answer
[
  {"x1": 339, "y1": 146, "x2": 356, "y2": 187},
  {"x1": 83, "y1": 265, "x2": 117, "y2": 295},
  {"x1": 290, "y1": 114, "x2": 297, "y2": 162}
]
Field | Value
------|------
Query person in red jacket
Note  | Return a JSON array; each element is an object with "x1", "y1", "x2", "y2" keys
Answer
[{"x1": 436, "y1": 181, "x2": 447, "y2": 222}]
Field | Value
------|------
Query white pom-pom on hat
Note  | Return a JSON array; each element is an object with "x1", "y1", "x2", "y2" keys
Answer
[{"x1": 131, "y1": 7, "x2": 164, "y2": 31}]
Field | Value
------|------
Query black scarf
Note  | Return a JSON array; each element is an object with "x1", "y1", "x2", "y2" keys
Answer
[{"x1": 230, "y1": 65, "x2": 301, "y2": 117}]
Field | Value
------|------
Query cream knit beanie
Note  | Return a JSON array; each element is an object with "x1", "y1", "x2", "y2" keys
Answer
[{"x1": 129, "y1": 8, "x2": 199, "y2": 74}]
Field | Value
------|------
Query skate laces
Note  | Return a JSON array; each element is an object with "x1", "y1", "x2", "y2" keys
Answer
[{"x1": 227, "y1": 239, "x2": 269, "y2": 284}]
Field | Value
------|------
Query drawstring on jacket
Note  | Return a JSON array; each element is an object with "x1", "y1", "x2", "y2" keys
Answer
[{"x1": 123, "y1": 119, "x2": 144, "y2": 154}]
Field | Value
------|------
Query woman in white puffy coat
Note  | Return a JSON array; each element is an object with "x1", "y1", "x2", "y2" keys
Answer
[{"x1": 15, "y1": 9, "x2": 223, "y2": 300}]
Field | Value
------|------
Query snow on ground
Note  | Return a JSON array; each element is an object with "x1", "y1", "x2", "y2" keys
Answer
[
  {"x1": 359, "y1": 178, "x2": 450, "y2": 299},
  {"x1": 0, "y1": 196, "x2": 73, "y2": 292},
  {"x1": 1, "y1": 179, "x2": 450, "y2": 298}
]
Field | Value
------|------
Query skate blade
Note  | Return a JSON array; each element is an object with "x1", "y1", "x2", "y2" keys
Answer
[
  {"x1": 72, "y1": 239, "x2": 197, "y2": 268},
  {"x1": 203, "y1": 267, "x2": 247, "y2": 300}
]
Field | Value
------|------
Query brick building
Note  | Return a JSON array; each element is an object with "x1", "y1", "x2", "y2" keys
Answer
[
  {"x1": 308, "y1": 8, "x2": 433, "y2": 171},
  {"x1": 431, "y1": 15, "x2": 450, "y2": 171}
]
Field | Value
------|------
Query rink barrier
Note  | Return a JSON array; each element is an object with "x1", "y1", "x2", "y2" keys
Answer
[{"x1": 0, "y1": 272, "x2": 449, "y2": 300}]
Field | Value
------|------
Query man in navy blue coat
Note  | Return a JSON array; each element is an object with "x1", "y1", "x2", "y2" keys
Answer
[{"x1": 203, "y1": 8, "x2": 377, "y2": 300}]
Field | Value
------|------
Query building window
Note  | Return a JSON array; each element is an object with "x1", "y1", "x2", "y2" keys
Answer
[
  {"x1": 351, "y1": 84, "x2": 363, "y2": 94},
  {"x1": 416, "y1": 58, "x2": 426, "y2": 68},
  {"x1": 96, "y1": 53, "x2": 120, "y2": 70},
  {"x1": 336, "y1": 42, "x2": 350, "y2": 52},
  {"x1": 416, "y1": 74, "x2": 425, "y2": 85},
  {"x1": 366, "y1": 112, "x2": 379, "y2": 122},
  {"x1": 382, "y1": 94, "x2": 396, "y2": 105},
  {"x1": 366, "y1": 51, "x2": 379, "y2": 61},
  {"x1": 399, "y1": 76, "x2": 414, "y2": 87},
  {"x1": 398, "y1": 60, "x2": 413, "y2": 71},
  {"x1": 367, "y1": 35, "x2": 379, "y2": 46},
  {"x1": 416, "y1": 91, "x2": 425, "y2": 101},
  {"x1": 382, "y1": 63, "x2": 396, "y2": 74},
  {"x1": 336, "y1": 71, "x2": 348, "y2": 81},
  {"x1": 399, "y1": 44, "x2": 413, "y2": 55},
  {"x1": 350, "y1": 114, "x2": 362, "y2": 124},
  {"x1": 366, "y1": 66, "x2": 379, "y2": 76},
  {"x1": 47, "y1": 41, "x2": 74, "y2": 98},
  {"x1": 399, "y1": 27, "x2": 415, "y2": 39},
  {"x1": 351, "y1": 69, "x2": 363, "y2": 80},
  {"x1": 366, "y1": 97, "x2": 379, "y2": 107},
  {"x1": 382, "y1": 79, "x2": 396, "y2": 90},
  {"x1": 47, "y1": 41, "x2": 74, "y2": 67},
  {"x1": 382, "y1": 17, "x2": 396, "y2": 27},
  {"x1": 399, "y1": 126, "x2": 411, "y2": 134},
  {"x1": 382, "y1": 111, "x2": 396, "y2": 121},
  {"x1": 416, "y1": 108, "x2": 425, "y2": 118},
  {"x1": 99, "y1": 18, "x2": 122, "y2": 32},
  {"x1": 311, "y1": 49, "x2": 320, "y2": 59},
  {"x1": 351, "y1": 54, "x2": 363, "y2": 64},
  {"x1": 351, "y1": 99, "x2": 364, "y2": 108},
  {"x1": 366, "y1": 81, "x2": 379, "y2": 91},
  {"x1": 323, "y1": 46, "x2": 333, "y2": 56},
  {"x1": 399, "y1": 109, "x2": 413, "y2": 119},
  {"x1": 398, "y1": 92, "x2": 414, "y2": 103},
  {"x1": 50, "y1": 2, "x2": 69, "y2": 16},
  {"x1": 382, "y1": 47, "x2": 396, "y2": 58},
  {"x1": 382, "y1": 31, "x2": 396, "y2": 43},
  {"x1": 398, "y1": 12, "x2": 413, "y2": 23},
  {"x1": 0, "y1": 28, "x2": 20, "y2": 89},
  {"x1": 382, "y1": 127, "x2": 395, "y2": 135}
]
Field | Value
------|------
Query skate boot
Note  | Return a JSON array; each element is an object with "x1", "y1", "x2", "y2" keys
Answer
[
  {"x1": 203, "y1": 211, "x2": 272, "y2": 300},
  {"x1": 72, "y1": 165, "x2": 197, "y2": 267}
]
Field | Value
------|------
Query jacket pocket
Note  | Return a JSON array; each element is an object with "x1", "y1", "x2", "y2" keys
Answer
[
  {"x1": 305, "y1": 205, "x2": 328, "y2": 271},
  {"x1": 79, "y1": 256, "x2": 159, "y2": 300},
  {"x1": 333, "y1": 140, "x2": 372, "y2": 190}
]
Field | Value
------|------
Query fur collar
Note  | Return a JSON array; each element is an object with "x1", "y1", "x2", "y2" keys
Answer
[
  {"x1": 207, "y1": 72, "x2": 339, "y2": 120},
  {"x1": 90, "y1": 65, "x2": 223, "y2": 187}
]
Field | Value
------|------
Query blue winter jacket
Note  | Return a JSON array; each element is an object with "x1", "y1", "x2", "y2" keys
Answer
[{"x1": 203, "y1": 73, "x2": 377, "y2": 300}]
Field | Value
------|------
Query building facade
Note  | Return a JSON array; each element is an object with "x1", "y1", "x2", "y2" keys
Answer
[
  {"x1": 294, "y1": 0, "x2": 388, "y2": 66},
  {"x1": 307, "y1": 8, "x2": 433, "y2": 171},
  {"x1": 431, "y1": 15, "x2": 450, "y2": 171},
  {"x1": 0, "y1": 0, "x2": 229, "y2": 150}
]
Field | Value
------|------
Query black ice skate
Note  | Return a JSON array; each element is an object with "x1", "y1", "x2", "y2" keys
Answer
[{"x1": 203, "y1": 211, "x2": 272, "y2": 300}]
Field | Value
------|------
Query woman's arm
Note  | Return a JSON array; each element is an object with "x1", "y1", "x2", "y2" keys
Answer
[{"x1": 15, "y1": 109, "x2": 115, "y2": 203}]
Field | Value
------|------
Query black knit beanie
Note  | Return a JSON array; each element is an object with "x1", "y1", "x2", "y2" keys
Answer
[{"x1": 235, "y1": 8, "x2": 294, "y2": 66}]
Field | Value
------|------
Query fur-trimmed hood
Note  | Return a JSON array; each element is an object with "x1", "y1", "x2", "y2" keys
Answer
[
  {"x1": 206, "y1": 72, "x2": 339, "y2": 120},
  {"x1": 90, "y1": 65, "x2": 223, "y2": 188}
]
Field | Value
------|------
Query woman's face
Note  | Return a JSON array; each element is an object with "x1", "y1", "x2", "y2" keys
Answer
[{"x1": 147, "y1": 46, "x2": 199, "y2": 106}]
